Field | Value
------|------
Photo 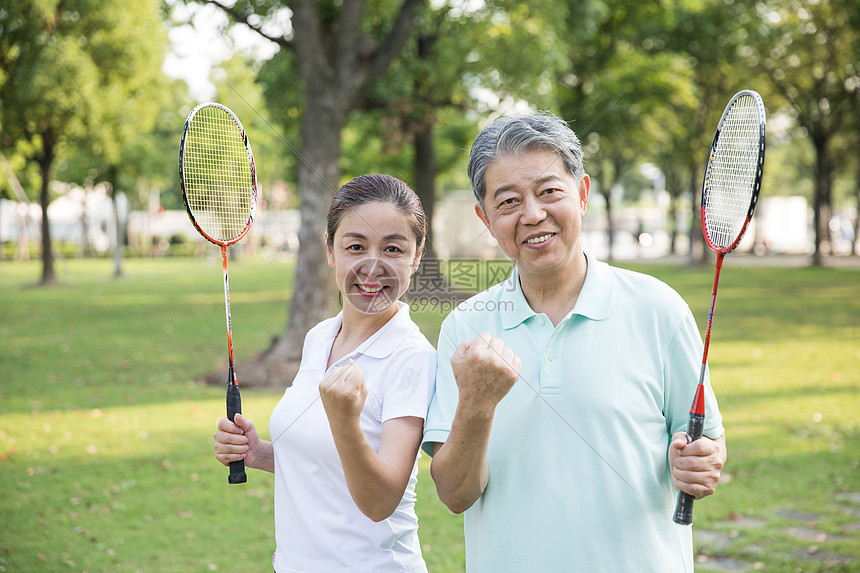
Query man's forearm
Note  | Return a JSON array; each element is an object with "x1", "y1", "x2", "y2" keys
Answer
[
  {"x1": 430, "y1": 405, "x2": 494, "y2": 514},
  {"x1": 431, "y1": 333, "x2": 521, "y2": 513}
]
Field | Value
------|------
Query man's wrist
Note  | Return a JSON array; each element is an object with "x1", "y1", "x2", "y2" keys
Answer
[{"x1": 454, "y1": 396, "x2": 496, "y2": 427}]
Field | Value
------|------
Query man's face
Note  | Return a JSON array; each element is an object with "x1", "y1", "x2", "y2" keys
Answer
[{"x1": 476, "y1": 149, "x2": 590, "y2": 277}]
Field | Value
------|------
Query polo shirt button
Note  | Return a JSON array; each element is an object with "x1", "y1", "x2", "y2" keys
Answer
[
  {"x1": 546, "y1": 352, "x2": 555, "y2": 361},
  {"x1": 537, "y1": 317, "x2": 545, "y2": 325}
]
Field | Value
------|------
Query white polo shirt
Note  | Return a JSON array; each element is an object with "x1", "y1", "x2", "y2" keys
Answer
[
  {"x1": 423, "y1": 251, "x2": 724, "y2": 572},
  {"x1": 270, "y1": 301, "x2": 435, "y2": 573}
]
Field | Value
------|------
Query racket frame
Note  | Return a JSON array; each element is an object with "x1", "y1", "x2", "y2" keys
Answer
[
  {"x1": 700, "y1": 89, "x2": 766, "y2": 257},
  {"x1": 179, "y1": 102, "x2": 258, "y2": 248},
  {"x1": 179, "y1": 102, "x2": 258, "y2": 485}
]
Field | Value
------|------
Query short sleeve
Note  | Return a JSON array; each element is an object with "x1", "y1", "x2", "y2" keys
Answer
[
  {"x1": 421, "y1": 315, "x2": 461, "y2": 456},
  {"x1": 379, "y1": 343, "x2": 437, "y2": 424},
  {"x1": 663, "y1": 308, "x2": 725, "y2": 439}
]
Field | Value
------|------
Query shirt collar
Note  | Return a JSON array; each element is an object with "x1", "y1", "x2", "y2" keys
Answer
[
  {"x1": 500, "y1": 249, "x2": 612, "y2": 330},
  {"x1": 326, "y1": 301, "x2": 418, "y2": 362},
  {"x1": 572, "y1": 249, "x2": 612, "y2": 321},
  {"x1": 500, "y1": 267, "x2": 536, "y2": 329}
]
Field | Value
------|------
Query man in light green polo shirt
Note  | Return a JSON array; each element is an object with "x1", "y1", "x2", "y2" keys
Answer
[{"x1": 422, "y1": 112, "x2": 727, "y2": 572}]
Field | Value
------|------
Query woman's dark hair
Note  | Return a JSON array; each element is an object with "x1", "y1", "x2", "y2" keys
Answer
[{"x1": 326, "y1": 174, "x2": 427, "y2": 251}]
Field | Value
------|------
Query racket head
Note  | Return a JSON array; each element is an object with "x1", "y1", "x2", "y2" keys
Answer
[
  {"x1": 179, "y1": 102, "x2": 257, "y2": 247},
  {"x1": 701, "y1": 89, "x2": 766, "y2": 254}
]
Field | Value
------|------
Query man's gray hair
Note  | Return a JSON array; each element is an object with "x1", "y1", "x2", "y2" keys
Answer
[{"x1": 467, "y1": 112, "x2": 585, "y2": 210}]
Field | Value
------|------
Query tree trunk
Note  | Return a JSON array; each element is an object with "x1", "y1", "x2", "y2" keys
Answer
[
  {"x1": 112, "y1": 190, "x2": 124, "y2": 278},
  {"x1": 412, "y1": 31, "x2": 437, "y2": 262},
  {"x1": 203, "y1": 0, "x2": 423, "y2": 388},
  {"x1": 664, "y1": 167, "x2": 682, "y2": 256},
  {"x1": 80, "y1": 201, "x2": 90, "y2": 257},
  {"x1": 413, "y1": 122, "x2": 436, "y2": 261},
  {"x1": 667, "y1": 182, "x2": 679, "y2": 256},
  {"x1": 688, "y1": 158, "x2": 707, "y2": 266},
  {"x1": 280, "y1": 98, "x2": 342, "y2": 354},
  {"x1": 811, "y1": 136, "x2": 831, "y2": 266},
  {"x1": 854, "y1": 129, "x2": 860, "y2": 256},
  {"x1": 37, "y1": 137, "x2": 56, "y2": 285},
  {"x1": 237, "y1": 86, "x2": 344, "y2": 387},
  {"x1": 669, "y1": 192, "x2": 678, "y2": 255},
  {"x1": 589, "y1": 161, "x2": 613, "y2": 261},
  {"x1": 602, "y1": 186, "x2": 613, "y2": 261}
]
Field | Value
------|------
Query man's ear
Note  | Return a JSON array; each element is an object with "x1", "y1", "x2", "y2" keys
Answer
[
  {"x1": 474, "y1": 203, "x2": 494, "y2": 237},
  {"x1": 579, "y1": 174, "x2": 591, "y2": 215}
]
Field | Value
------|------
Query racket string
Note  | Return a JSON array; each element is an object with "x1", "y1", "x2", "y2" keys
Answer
[
  {"x1": 183, "y1": 106, "x2": 255, "y2": 243},
  {"x1": 703, "y1": 95, "x2": 761, "y2": 250}
]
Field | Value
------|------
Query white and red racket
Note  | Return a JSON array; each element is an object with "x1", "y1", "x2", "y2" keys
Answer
[{"x1": 179, "y1": 102, "x2": 257, "y2": 485}]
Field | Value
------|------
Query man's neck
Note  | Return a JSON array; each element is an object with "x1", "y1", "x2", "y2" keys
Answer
[{"x1": 518, "y1": 251, "x2": 588, "y2": 327}]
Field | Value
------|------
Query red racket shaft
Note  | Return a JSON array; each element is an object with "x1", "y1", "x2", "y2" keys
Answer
[
  {"x1": 674, "y1": 252, "x2": 724, "y2": 525},
  {"x1": 222, "y1": 246, "x2": 247, "y2": 484}
]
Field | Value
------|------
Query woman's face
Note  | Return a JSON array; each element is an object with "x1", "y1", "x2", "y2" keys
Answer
[{"x1": 326, "y1": 201, "x2": 421, "y2": 316}]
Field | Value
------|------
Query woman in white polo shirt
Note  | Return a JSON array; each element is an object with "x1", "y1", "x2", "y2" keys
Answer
[{"x1": 213, "y1": 174, "x2": 436, "y2": 573}]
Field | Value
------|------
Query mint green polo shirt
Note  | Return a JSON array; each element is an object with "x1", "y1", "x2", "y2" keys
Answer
[{"x1": 423, "y1": 251, "x2": 724, "y2": 572}]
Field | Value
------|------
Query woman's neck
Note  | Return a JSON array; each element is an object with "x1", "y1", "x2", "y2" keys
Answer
[{"x1": 327, "y1": 302, "x2": 400, "y2": 368}]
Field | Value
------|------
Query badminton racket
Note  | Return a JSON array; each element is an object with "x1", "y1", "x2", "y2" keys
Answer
[
  {"x1": 674, "y1": 90, "x2": 766, "y2": 525},
  {"x1": 179, "y1": 102, "x2": 257, "y2": 485}
]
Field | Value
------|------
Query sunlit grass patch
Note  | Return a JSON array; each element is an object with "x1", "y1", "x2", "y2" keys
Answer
[{"x1": 1, "y1": 257, "x2": 858, "y2": 572}]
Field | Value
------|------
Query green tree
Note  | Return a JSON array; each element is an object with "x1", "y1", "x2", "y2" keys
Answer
[
  {"x1": 554, "y1": 0, "x2": 697, "y2": 260},
  {"x1": 195, "y1": 0, "x2": 425, "y2": 385},
  {"x1": 837, "y1": 0, "x2": 859, "y2": 256},
  {"x1": 344, "y1": 4, "x2": 482, "y2": 260},
  {"x1": 646, "y1": 0, "x2": 762, "y2": 264},
  {"x1": 635, "y1": 54, "x2": 698, "y2": 256},
  {"x1": 0, "y1": 1, "x2": 97, "y2": 283},
  {"x1": 122, "y1": 77, "x2": 191, "y2": 213},
  {"x1": 0, "y1": 0, "x2": 170, "y2": 281},
  {"x1": 72, "y1": 0, "x2": 169, "y2": 275},
  {"x1": 752, "y1": 0, "x2": 860, "y2": 265},
  {"x1": 211, "y1": 54, "x2": 295, "y2": 222},
  {"x1": 344, "y1": 1, "x2": 569, "y2": 261}
]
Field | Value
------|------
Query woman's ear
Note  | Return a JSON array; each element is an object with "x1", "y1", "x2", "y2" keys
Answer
[
  {"x1": 324, "y1": 234, "x2": 335, "y2": 269},
  {"x1": 411, "y1": 240, "x2": 425, "y2": 274}
]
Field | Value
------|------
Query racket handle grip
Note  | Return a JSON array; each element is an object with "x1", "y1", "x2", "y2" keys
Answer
[
  {"x1": 673, "y1": 413, "x2": 705, "y2": 525},
  {"x1": 226, "y1": 384, "x2": 247, "y2": 485}
]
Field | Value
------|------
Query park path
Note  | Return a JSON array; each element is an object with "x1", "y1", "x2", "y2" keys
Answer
[{"x1": 694, "y1": 493, "x2": 860, "y2": 571}]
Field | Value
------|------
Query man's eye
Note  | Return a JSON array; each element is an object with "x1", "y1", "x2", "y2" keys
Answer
[
  {"x1": 384, "y1": 246, "x2": 403, "y2": 253},
  {"x1": 499, "y1": 197, "x2": 519, "y2": 208},
  {"x1": 347, "y1": 244, "x2": 363, "y2": 251}
]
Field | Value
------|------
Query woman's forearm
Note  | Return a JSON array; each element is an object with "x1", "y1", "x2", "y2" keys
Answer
[
  {"x1": 329, "y1": 417, "x2": 422, "y2": 522},
  {"x1": 248, "y1": 439, "x2": 275, "y2": 474}
]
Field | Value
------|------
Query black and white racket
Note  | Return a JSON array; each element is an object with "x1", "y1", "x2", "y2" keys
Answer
[
  {"x1": 179, "y1": 102, "x2": 257, "y2": 485},
  {"x1": 674, "y1": 90, "x2": 766, "y2": 525}
]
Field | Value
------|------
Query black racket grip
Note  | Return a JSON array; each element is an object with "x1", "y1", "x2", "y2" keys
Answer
[
  {"x1": 673, "y1": 413, "x2": 705, "y2": 525},
  {"x1": 226, "y1": 384, "x2": 247, "y2": 485}
]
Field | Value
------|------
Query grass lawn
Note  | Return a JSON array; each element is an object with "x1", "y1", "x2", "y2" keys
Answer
[{"x1": 1, "y1": 255, "x2": 858, "y2": 572}]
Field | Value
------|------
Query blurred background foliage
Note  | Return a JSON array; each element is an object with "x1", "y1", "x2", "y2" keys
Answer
[{"x1": 1, "y1": 0, "x2": 858, "y2": 269}]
